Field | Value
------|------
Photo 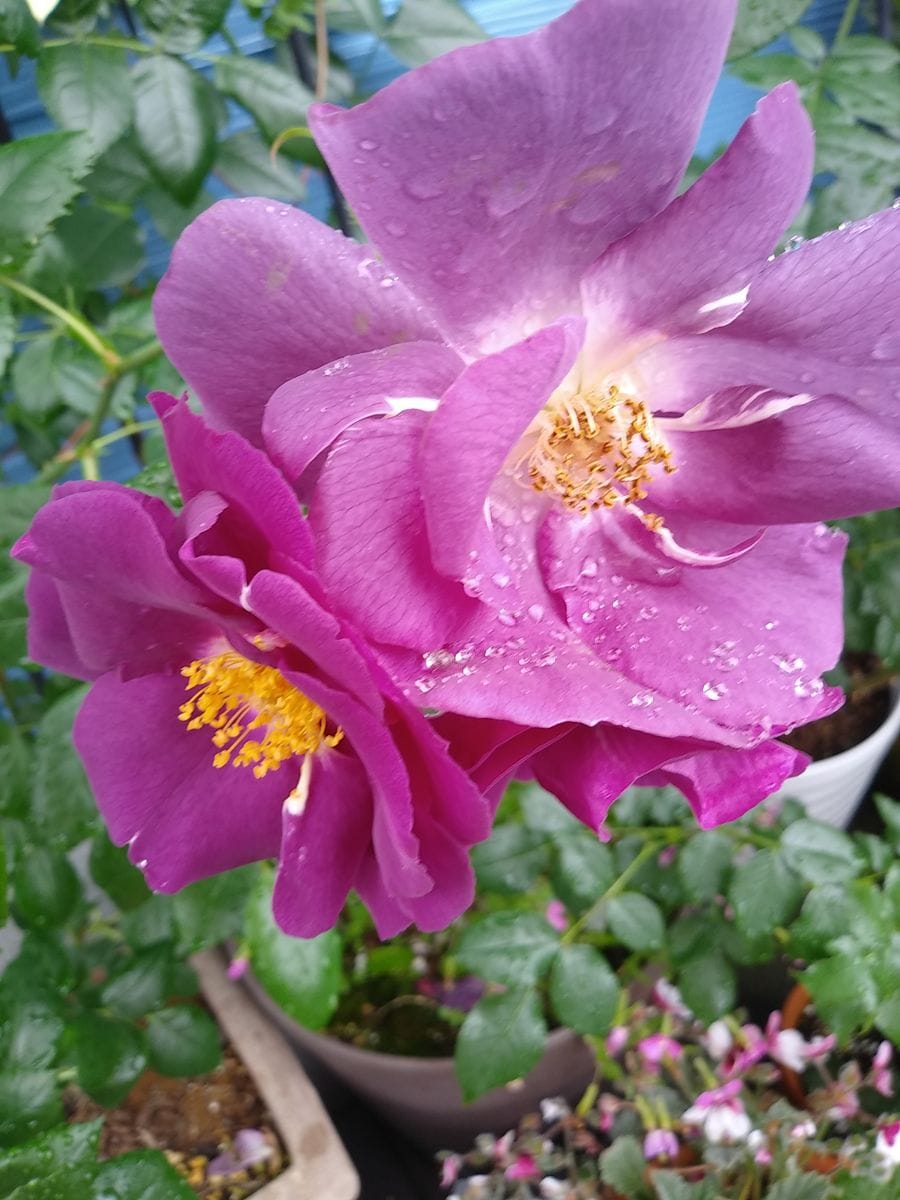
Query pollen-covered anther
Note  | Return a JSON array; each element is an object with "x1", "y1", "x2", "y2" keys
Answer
[
  {"x1": 527, "y1": 384, "x2": 676, "y2": 515},
  {"x1": 179, "y1": 651, "x2": 342, "y2": 777}
]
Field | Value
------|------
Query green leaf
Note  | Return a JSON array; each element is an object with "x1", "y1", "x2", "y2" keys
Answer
[
  {"x1": 729, "y1": 850, "x2": 803, "y2": 940},
  {"x1": 213, "y1": 57, "x2": 313, "y2": 148},
  {"x1": 385, "y1": 0, "x2": 486, "y2": 67},
  {"x1": 145, "y1": 1006, "x2": 221, "y2": 1077},
  {"x1": 789, "y1": 884, "x2": 853, "y2": 959},
  {"x1": 92, "y1": 1149, "x2": 202, "y2": 1199},
  {"x1": 0, "y1": 483, "x2": 49, "y2": 557},
  {"x1": 31, "y1": 687, "x2": 99, "y2": 851},
  {"x1": 549, "y1": 945, "x2": 618, "y2": 1035},
  {"x1": 132, "y1": 56, "x2": 218, "y2": 204},
  {"x1": 599, "y1": 1135, "x2": 650, "y2": 1199},
  {"x1": 471, "y1": 821, "x2": 551, "y2": 894},
  {"x1": 676, "y1": 952, "x2": 737, "y2": 1025},
  {"x1": 72, "y1": 1013, "x2": 147, "y2": 1107},
  {"x1": 11, "y1": 336, "x2": 104, "y2": 417},
  {"x1": 677, "y1": 831, "x2": 732, "y2": 902},
  {"x1": 87, "y1": 137, "x2": 152, "y2": 204},
  {"x1": 11, "y1": 847, "x2": 82, "y2": 931},
  {"x1": 454, "y1": 987, "x2": 546, "y2": 1102},
  {"x1": 455, "y1": 912, "x2": 559, "y2": 986},
  {"x1": 728, "y1": 52, "x2": 815, "y2": 91},
  {"x1": 0, "y1": 1072, "x2": 63, "y2": 1149},
  {"x1": 172, "y1": 866, "x2": 258, "y2": 955},
  {"x1": 245, "y1": 874, "x2": 342, "y2": 1030},
  {"x1": 0, "y1": 572, "x2": 28, "y2": 667},
  {"x1": 519, "y1": 783, "x2": 581, "y2": 834},
  {"x1": 765, "y1": 1175, "x2": 829, "y2": 1200},
  {"x1": 214, "y1": 130, "x2": 305, "y2": 201},
  {"x1": 727, "y1": 0, "x2": 812, "y2": 60},
  {"x1": 0, "y1": 932, "x2": 76, "y2": 1004},
  {"x1": 52, "y1": 207, "x2": 145, "y2": 291},
  {"x1": 875, "y1": 794, "x2": 900, "y2": 847},
  {"x1": 803, "y1": 954, "x2": 877, "y2": 1044},
  {"x1": 134, "y1": 0, "x2": 230, "y2": 53},
  {"x1": 37, "y1": 43, "x2": 133, "y2": 155},
  {"x1": 100, "y1": 947, "x2": 175, "y2": 1019},
  {"x1": 876, "y1": 990, "x2": 900, "y2": 1043},
  {"x1": 0, "y1": 133, "x2": 94, "y2": 263},
  {"x1": 652, "y1": 1174, "x2": 696, "y2": 1200},
  {"x1": 824, "y1": 37, "x2": 900, "y2": 127},
  {"x1": 0, "y1": 1, "x2": 40, "y2": 57},
  {"x1": 120, "y1": 895, "x2": 176, "y2": 950},
  {"x1": 0, "y1": 1001, "x2": 63, "y2": 1070},
  {"x1": 89, "y1": 833, "x2": 151, "y2": 912},
  {"x1": 0, "y1": 1120, "x2": 101, "y2": 1194},
  {"x1": 606, "y1": 892, "x2": 665, "y2": 952},
  {"x1": 551, "y1": 833, "x2": 616, "y2": 912},
  {"x1": 781, "y1": 820, "x2": 862, "y2": 885}
]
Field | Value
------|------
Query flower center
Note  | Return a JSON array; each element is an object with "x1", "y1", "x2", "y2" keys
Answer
[
  {"x1": 525, "y1": 384, "x2": 675, "y2": 517},
  {"x1": 179, "y1": 651, "x2": 342, "y2": 778}
]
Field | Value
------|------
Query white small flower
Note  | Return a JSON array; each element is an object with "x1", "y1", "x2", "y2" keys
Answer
[
  {"x1": 540, "y1": 1179, "x2": 569, "y2": 1199},
  {"x1": 540, "y1": 1097, "x2": 570, "y2": 1124},
  {"x1": 704, "y1": 1019, "x2": 734, "y2": 1060},
  {"x1": 790, "y1": 1120, "x2": 816, "y2": 1140}
]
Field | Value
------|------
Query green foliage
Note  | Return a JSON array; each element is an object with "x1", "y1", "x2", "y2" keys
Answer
[
  {"x1": 144, "y1": 1006, "x2": 221, "y2": 1076},
  {"x1": 0, "y1": 133, "x2": 94, "y2": 264},
  {"x1": 244, "y1": 870, "x2": 342, "y2": 1029},
  {"x1": 548, "y1": 945, "x2": 618, "y2": 1035},
  {"x1": 454, "y1": 987, "x2": 546, "y2": 1103}
]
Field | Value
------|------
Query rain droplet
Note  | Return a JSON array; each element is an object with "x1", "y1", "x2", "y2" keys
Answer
[
  {"x1": 637, "y1": 605, "x2": 657, "y2": 620},
  {"x1": 491, "y1": 572, "x2": 511, "y2": 588},
  {"x1": 359, "y1": 138, "x2": 378, "y2": 151},
  {"x1": 527, "y1": 604, "x2": 544, "y2": 621},
  {"x1": 498, "y1": 610, "x2": 518, "y2": 626},
  {"x1": 580, "y1": 557, "x2": 599, "y2": 577},
  {"x1": 414, "y1": 677, "x2": 436, "y2": 694},
  {"x1": 484, "y1": 645, "x2": 505, "y2": 658},
  {"x1": 629, "y1": 692, "x2": 654, "y2": 707},
  {"x1": 773, "y1": 654, "x2": 805, "y2": 674},
  {"x1": 702, "y1": 682, "x2": 728, "y2": 701},
  {"x1": 423, "y1": 649, "x2": 454, "y2": 669}
]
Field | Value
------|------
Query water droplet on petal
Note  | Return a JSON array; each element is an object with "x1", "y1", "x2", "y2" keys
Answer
[
  {"x1": 498, "y1": 610, "x2": 518, "y2": 626},
  {"x1": 491, "y1": 572, "x2": 511, "y2": 588},
  {"x1": 527, "y1": 604, "x2": 544, "y2": 621},
  {"x1": 702, "y1": 681, "x2": 728, "y2": 701},
  {"x1": 423, "y1": 649, "x2": 454, "y2": 669},
  {"x1": 359, "y1": 138, "x2": 378, "y2": 151},
  {"x1": 414, "y1": 676, "x2": 436, "y2": 694},
  {"x1": 580, "y1": 557, "x2": 599, "y2": 578}
]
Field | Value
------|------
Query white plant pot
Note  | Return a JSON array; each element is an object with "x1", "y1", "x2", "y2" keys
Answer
[
  {"x1": 192, "y1": 949, "x2": 359, "y2": 1200},
  {"x1": 766, "y1": 687, "x2": 900, "y2": 827}
]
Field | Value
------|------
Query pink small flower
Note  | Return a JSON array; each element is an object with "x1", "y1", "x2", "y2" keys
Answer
[
  {"x1": 789, "y1": 1120, "x2": 816, "y2": 1140},
  {"x1": 683, "y1": 1081, "x2": 751, "y2": 1144},
  {"x1": 505, "y1": 1154, "x2": 539, "y2": 1181},
  {"x1": 440, "y1": 1155, "x2": 461, "y2": 1189},
  {"x1": 227, "y1": 955, "x2": 249, "y2": 981},
  {"x1": 876, "y1": 1121, "x2": 900, "y2": 1167},
  {"x1": 824, "y1": 1062, "x2": 862, "y2": 1121},
  {"x1": 606, "y1": 1025, "x2": 629, "y2": 1057},
  {"x1": 643, "y1": 1129, "x2": 679, "y2": 1160},
  {"x1": 657, "y1": 846, "x2": 677, "y2": 868},
  {"x1": 545, "y1": 899, "x2": 568, "y2": 932},
  {"x1": 639, "y1": 1033, "x2": 683, "y2": 1071},
  {"x1": 748, "y1": 1131, "x2": 773, "y2": 1166},
  {"x1": 598, "y1": 1093, "x2": 620, "y2": 1132},
  {"x1": 873, "y1": 1040, "x2": 894, "y2": 1098}
]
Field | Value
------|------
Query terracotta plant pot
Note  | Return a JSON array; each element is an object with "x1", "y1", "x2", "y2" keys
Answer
[
  {"x1": 240, "y1": 967, "x2": 596, "y2": 1152},
  {"x1": 193, "y1": 949, "x2": 359, "y2": 1199},
  {"x1": 766, "y1": 686, "x2": 900, "y2": 827}
]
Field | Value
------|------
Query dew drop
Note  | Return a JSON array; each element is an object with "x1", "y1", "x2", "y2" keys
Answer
[
  {"x1": 423, "y1": 649, "x2": 454, "y2": 669},
  {"x1": 527, "y1": 603, "x2": 544, "y2": 621},
  {"x1": 491, "y1": 572, "x2": 511, "y2": 588},
  {"x1": 702, "y1": 681, "x2": 728, "y2": 701},
  {"x1": 359, "y1": 138, "x2": 378, "y2": 151},
  {"x1": 580, "y1": 557, "x2": 599, "y2": 578},
  {"x1": 414, "y1": 676, "x2": 436, "y2": 694},
  {"x1": 498, "y1": 610, "x2": 518, "y2": 626}
]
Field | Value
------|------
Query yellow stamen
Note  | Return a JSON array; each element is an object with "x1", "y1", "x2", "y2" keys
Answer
[
  {"x1": 525, "y1": 384, "x2": 676, "y2": 519},
  {"x1": 179, "y1": 651, "x2": 342, "y2": 778}
]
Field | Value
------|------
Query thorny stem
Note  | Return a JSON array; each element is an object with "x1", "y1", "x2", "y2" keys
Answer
[
  {"x1": 0, "y1": 275, "x2": 119, "y2": 368},
  {"x1": 562, "y1": 840, "x2": 661, "y2": 944},
  {"x1": 286, "y1": 29, "x2": 352, "y2": 237},
  {"x1": 805, "y1": 0, "x2": 861, "y2": 133},
  {"x1": 314, "y1": 0, "x2": 329, "y2": 100},
  {"x1": 37, "y1": 339, "x2": 163, "y2": 483}
]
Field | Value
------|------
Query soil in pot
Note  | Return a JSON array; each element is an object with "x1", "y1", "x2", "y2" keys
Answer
[
  {"x1": 65, "y1": 1043, "x2": 287, "y2": 1199},
  {"x1": 781, "y1": 652, "x2": 891, "y2": 761}
]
